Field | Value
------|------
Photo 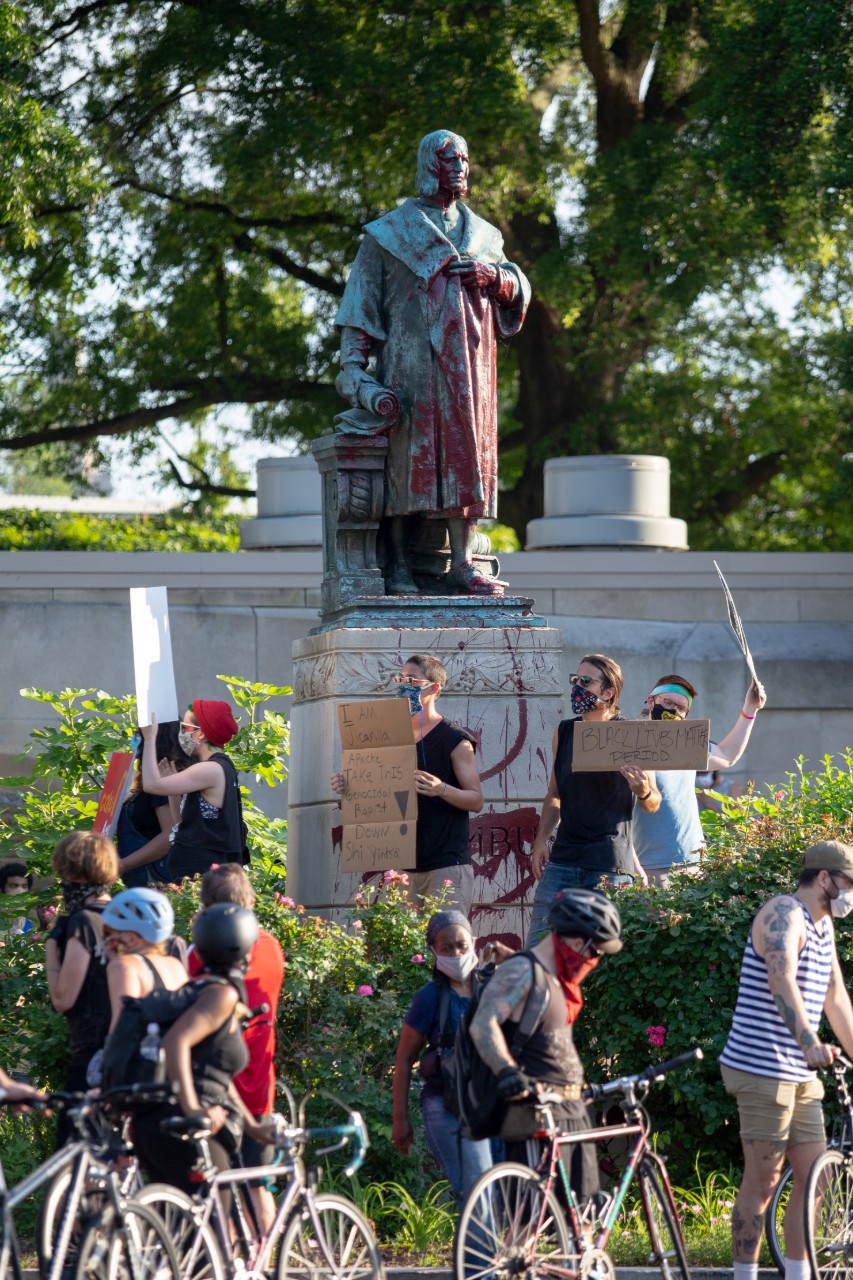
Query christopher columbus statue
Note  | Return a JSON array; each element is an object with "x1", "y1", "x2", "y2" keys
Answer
[{"x1": 335, "y1": 130, "x2": 531, "y2": 596}]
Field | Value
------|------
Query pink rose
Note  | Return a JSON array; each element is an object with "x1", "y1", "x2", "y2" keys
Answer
[
  {"x1": 411, "y1": 954, "x2": 426, "y2": 963},
  {"x1": 351, "y1": 920, "x2": 363, "y2": 930},
  {"x1": 646, "y1": 1025, "x2": 667, "y2": 1049},
  {"x1": 382, "y1": 870, "x2": 399, "y2": 883},
  {"x1": 357, "y1": 984, "x2": 374, "y2": 997},
  {"x1": 210, "y1": 863, "x2": 219, "y2": 870},
  {"x1": 443, "y1": 879, "x2": 453, "y2": 886}
]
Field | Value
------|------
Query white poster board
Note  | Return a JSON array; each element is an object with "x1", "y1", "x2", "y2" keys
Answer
[{"x1": 130, "y1": 586, "x2": 179, "y2": 727}]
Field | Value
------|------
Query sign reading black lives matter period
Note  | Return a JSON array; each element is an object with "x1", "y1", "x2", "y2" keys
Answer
[
  {"x1": 337, "y1": 698, "x2": 417, "y2": 873},
  {"x1": 572, "y1": 719, "x2": 711, "y2": 772}
]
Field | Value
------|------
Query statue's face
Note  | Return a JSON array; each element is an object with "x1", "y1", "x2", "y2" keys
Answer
[{"x1": 436, "y1": 141, "x2": 469, "y2": 200}]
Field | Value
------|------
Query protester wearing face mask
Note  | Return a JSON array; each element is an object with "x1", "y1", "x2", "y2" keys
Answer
[
  {"x1": 720, "y1": 842, "x2": 853, "y2": 1280},
  {"x1": 391, "y1": 910, "x2": 494, "y2": 1209},
  {"x1": 469, "y1": 888, "x2": 622, "y2": 1193},
  {"x1": 117, "y1": 721, "x2": 187, "y2": 886},
  {"x1": 141, "y1": 700, "x2": 244, "y2": 883},
  {"x1": 44, "y1": 831, "x2": 118, "y2": 1145},
  {"x1": 331, "y1": 654, "x2": 484, "y2": 917},
  {"x1": 527, "y1": 654, "x2": 659, "y2": 943},
  {"x1": 633, "y1": 673, "x2": 766, "y2": 887}
]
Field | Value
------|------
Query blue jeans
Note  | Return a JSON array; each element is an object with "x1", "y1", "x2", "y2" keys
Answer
[
  {"x1": 421, "y1": 1090, "x2": 492, "y2": 1211},
  {"x1": 527, "y1": 862, "x2": 632, "y2": 944}
]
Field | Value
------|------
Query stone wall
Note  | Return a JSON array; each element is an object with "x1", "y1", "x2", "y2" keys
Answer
[{"x1": 2, "y1": 549, "x2": 852, "y2": 820}]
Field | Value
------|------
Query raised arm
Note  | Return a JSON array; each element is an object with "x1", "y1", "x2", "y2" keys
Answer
[{"x1": 709, "y1": 680, "x2": 767, "y2": 769}]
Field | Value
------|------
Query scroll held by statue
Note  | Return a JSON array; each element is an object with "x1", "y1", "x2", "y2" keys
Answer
[
  {"x1": 337, "y1": 699, "x2": 417, "y2": 872},
  {"x1": 571, "y1": 719, "x2": 711, "y2": 772}
]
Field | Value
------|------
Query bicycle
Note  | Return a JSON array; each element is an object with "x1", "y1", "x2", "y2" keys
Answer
[
  {"x1": 454, "y1": 1048, "x2": 703, "y2": 1280},
  {"x1": 801, "y1": 1055, "x2": 853, "y2": 1280},
  {"x1": 133, "y1": 1092, "x2": 384, "y2": 1280},
  {"x1": 765, "y1": 1054, "x2": 853, "y2": 1276},
  {"x1": 0, "y1": 1082, "x2": 178, "y2": 1280}
]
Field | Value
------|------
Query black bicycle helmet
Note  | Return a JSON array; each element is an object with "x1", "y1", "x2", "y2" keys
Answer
[
  {"x1": 546, "y1": 888, "x2": 623, "y2": 955},
  {"x1": 192, "y1": 903, "x2": 258, "y2": 969}
]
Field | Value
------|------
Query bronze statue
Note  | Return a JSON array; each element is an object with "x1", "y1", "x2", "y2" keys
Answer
[{"x1": 335, "y1": 130, "x2": 530, "y2": 596}]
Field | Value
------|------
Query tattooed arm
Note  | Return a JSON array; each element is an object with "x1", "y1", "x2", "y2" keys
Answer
[
  {"x1": 823, "y1": 935, "x2": 853, "y2": 1058},
  {"x1": 469, "y1": 956, "x2": 534, "y2": 1076},
  {"x1": 753, "y1": 895, "x2": 838, "y2": 1068}
]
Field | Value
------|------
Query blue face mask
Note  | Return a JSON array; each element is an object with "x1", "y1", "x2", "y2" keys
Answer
[{"x1": 396, "y1": 683, "x2": 424, "y2": 715}]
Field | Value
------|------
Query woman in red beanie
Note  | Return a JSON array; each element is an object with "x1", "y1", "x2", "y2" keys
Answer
[{"x1": 140, "y1": 699, "x2": 245, "y2": 882}]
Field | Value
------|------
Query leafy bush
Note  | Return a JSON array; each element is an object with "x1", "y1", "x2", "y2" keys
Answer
[
  {"x1": 578, "y1": 754, "x2": 853, "y2": 1182},
  {"x1": 0, "y1": 509, "x2": 242, "y2": 551}
]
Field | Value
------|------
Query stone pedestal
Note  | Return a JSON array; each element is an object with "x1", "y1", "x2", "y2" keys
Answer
[
  {"x1": 239, "y1": 456, "x2": 323, "y2": 550},
  {"x1": 526, "y1": 455, "x2": 689, "y2": 550},
  {"x1": 287, "y1": 626, "x2": 563, "y2": 948}
]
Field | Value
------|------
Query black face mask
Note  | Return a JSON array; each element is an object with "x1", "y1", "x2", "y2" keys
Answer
[
  {"x1": 650, "y1": 704, "x2": 684, "y2": 721},
  {"x1": 60, "y1": 880, "x2": 110, "y2": 915}
]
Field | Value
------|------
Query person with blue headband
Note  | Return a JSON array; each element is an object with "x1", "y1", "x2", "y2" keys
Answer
[{"x1": 634, "y1": 671, "x2": 767, "y2": 886}]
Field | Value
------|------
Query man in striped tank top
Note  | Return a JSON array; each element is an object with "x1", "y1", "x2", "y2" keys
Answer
[{"x1": 720, "y1": 841, "x2": 853, "y2": 1280}]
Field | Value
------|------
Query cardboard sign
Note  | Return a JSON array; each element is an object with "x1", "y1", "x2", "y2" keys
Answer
[
  {"x1": 130, "y1": 587, "x2": 179, "y2": 727},
  {"x1": 93, "y1": 749, "x2": 137, "y2": 837},
  {"x1": 572, "y1": 719, "x2": 711, "y2": 772},
  {"x1": 337, "y1": 699, "x2": 417, "y2": 873},
  {"x1": 713, "y1": 560, "x2": 760, "y2": 686}
]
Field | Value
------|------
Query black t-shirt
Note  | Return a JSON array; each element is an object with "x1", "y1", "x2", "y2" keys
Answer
[
  {"x1": 117, "y1": 789, "x2": 169, "y2": 853},
  {"x1": 60, "y1": 904, "x2": 110, "y2": 1058},
  {"x1": 415, "y1": 719, "x2": 475, "y2": 873},
  {"x1": 550, "y1": 716, "x2": 634, "y2": 874}
]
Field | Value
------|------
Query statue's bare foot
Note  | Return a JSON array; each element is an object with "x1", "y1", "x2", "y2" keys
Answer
[
  {"x1": 385, "y1": 565, "x2": 419, "y2": 595},
  {"x1": 446, "y1": 561, "x2": 505, "y2": 596}
]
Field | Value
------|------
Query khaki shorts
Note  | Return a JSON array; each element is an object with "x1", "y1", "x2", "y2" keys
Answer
[
  {"x1": 403, "y1": 864, "x2": 474, "y2": 919},
  {"x1": 721, "y1": 1063, "x2": 825, "y2": 1145}
]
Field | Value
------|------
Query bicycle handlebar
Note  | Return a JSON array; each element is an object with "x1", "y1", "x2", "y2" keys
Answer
[
  {"x1": 272, "y1": 1110, "x2": 370, "y2": 1177},
  {"x1": 584, "y1": 1047, "x2": 703, "y2": 1101}
]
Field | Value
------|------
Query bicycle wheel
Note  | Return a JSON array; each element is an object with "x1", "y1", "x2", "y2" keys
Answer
[
  {"x1": 453, "y1": 1162, "x2": 573, "y2": 1280},
  {"x1": 133, "y1": 1183, "x2": 227, "y2": 1280},
  {"x1": 766, "y1": 1164, "x2": 793, "y2": 1275},
  {"x1": 76, "y1": 1202, "x2": 178, "y2": 1280},
  {"x1": 637, "y1": 1159, "x2": 690, "y2": 1280},
  {"x1": 277, "y1": 1192, "x2": 384, "y2": 1280},
  {"x1": 805, "y1": 1149, "x2": 853, "y2": 1280}
]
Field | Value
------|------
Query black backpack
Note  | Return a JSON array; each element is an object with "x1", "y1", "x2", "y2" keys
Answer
[
  {"x1": 454, "y1": 951, "x2": 550, "y2": 1141},
  {"x1": 100, "y1": 974, "x2": 239, "y2": 1093}
]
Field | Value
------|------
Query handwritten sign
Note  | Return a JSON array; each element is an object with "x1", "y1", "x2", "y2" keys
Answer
[
  {"x1": 337, "y1": 699, "x2": 417, "y2": 872},
  {"x1": 572, "y1": 719, "x2": 711, "y2": 772},
  {"x1": 93, "y1": 749, "x2": 137, "y2": 837},
  {"x1": 130, "y1": 587, "x2": 179, "y2": 727}
]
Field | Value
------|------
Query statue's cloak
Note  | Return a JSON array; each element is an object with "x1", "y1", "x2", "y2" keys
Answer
[{"x1": 336, "y1": 199, "x2": 530, "y2": 519}]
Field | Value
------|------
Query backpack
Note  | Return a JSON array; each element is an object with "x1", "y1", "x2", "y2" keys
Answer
[
  {"x1": 100, "y1": 974, "x2": 239, "y2": 1093},
  {"x1": 454, "y1": 951, "x2": 550, "y2": 1142}
]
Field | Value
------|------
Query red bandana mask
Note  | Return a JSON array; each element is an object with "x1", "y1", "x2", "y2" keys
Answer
[{"x1": 553, "y1": 935, "x2": 600, "y2": 1024}]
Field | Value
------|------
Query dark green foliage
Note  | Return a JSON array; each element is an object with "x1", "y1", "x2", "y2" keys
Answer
[{"x1": 0, "y1": 0, "x2": 848, "y2": 544}]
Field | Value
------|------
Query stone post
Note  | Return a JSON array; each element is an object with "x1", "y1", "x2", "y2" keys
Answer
[{"x1": 311, "y1": 433, "x2": 389, "y2": 617}]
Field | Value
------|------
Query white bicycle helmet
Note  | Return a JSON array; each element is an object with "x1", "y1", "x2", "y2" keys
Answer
[{"x1": 102, "y1": 888, "x2": 175, "y2": 944}]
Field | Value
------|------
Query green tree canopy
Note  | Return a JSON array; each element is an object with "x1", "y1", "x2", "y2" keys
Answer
[{"x1": 2, "y1": 0, "x2": 851, "y2": 544}]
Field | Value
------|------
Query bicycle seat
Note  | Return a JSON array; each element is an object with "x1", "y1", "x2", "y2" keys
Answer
[{"x1": 160, "y1": 1114, "x2": 212, "y2": 1137}]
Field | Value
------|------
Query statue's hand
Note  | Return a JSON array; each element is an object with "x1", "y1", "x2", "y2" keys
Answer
[{"x1": 444, "y1": 257, "x2": 498, "y2": 291}]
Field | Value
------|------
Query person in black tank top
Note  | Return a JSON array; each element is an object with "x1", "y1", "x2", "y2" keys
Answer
[
  {"x1": 527, "y1": 654, "x2": 660, "y2": 943},
  {"x1": 102, "y1": 887, "x2": 188, "y2": 1030},
  {"x1": 469, "y1": 887, "x2": 624, "y2": 1201},
  {"x1": 140, "y1": 698, "x2": 244, "y2": 883},
  {"x1": 332, "y1": 654, "x2": 484, "y2": 918}
]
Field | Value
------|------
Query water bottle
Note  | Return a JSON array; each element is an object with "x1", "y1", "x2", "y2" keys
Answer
[{"x1": 139, "y1": 1023, "x2": 164, "y2": 1080}]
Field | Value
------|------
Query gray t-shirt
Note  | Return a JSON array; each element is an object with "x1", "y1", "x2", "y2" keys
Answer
[{"x1": 633, "y1": 767, "x2": 706, "y2": 871}]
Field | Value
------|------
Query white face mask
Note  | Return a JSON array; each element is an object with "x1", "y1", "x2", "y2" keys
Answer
[
  {"x1": 434, "y1": 951, "x2": 478, "y2": 983},
  {"x1": 831, "y1": 889, "x2": 853, "y2": 919}
]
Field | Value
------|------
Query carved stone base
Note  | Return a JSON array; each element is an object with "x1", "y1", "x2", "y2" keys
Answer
[
  {"x1": 310, "y1": 593, "x2": 547, "y2": 634},
  {"x1": 287, "y1": 625, "x2": 564, "y2": 947}
]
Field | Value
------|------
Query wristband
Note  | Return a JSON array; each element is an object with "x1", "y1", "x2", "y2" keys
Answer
[
  {"x1": 740, "y1": 709, "x2": 756, "y2": 720},
  {"x1": 638, "y1": 788, "x2": 652, "y2": 801}
]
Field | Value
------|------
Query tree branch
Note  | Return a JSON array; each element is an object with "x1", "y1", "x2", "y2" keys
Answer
[
  {"x1": 231, "y1": 232, "x2": 344, "y2": 297},
  {"x1": 121, "y1": 177, "x2": 356, "y2": 234},
  {"x1": 164, "y1": 457, "x2": 255, "y2": 499},
  {"x1": 0, "y1": 375, "x2": 329, "y2": 452}
]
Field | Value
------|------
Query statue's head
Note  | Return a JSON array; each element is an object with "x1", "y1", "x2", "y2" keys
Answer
[{"x1": 416, "y1": 130, "x2": 469, "y2": 200}]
